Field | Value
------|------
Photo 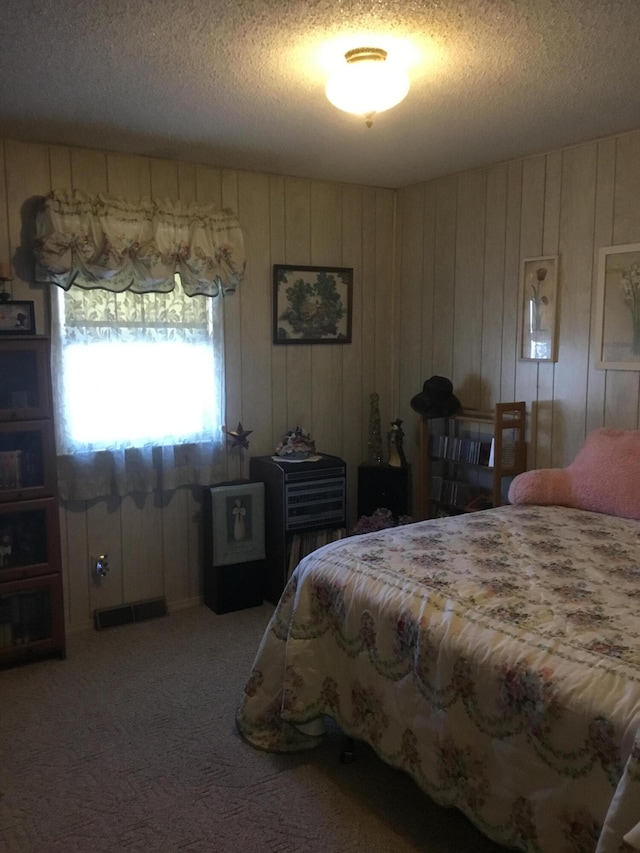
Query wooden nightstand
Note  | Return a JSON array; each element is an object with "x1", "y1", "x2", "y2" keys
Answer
[{"x1": 357, "y1": 463, "x2": 411, "y2": 520}]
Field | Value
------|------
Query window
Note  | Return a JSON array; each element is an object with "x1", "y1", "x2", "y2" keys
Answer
[
  {"x1": 53, "y1": 281, "x2": 220, "y2": 452},
  {"x1": 34, "y1": 189, "x2": 245, "y2": 499},
  {"x1": 50, "y1": 282, "x2": 226, "y2": 500}
]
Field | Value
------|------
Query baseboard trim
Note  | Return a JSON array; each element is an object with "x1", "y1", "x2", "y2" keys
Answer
[{"x1": 66, "y1": 597, "x2": 203, "y2": 635}]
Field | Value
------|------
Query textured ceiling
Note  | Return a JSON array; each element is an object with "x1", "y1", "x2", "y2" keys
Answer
[{"x1": 2, "y1": 0, "x2": 640, "y2": 188}]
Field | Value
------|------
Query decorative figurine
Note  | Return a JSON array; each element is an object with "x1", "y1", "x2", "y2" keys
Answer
[
  {"x1": 232, "y1": 497, "x2": 247, "y2": 540},
  {"x1": 367, "y1": 392, "x2": 383, "y2": 464},
  {"x1": 274, "y1": 426, "x2": 316, "y2": 460},
  {"x1": 387, "y1": 418, "x2": 407, "y2": 467}
]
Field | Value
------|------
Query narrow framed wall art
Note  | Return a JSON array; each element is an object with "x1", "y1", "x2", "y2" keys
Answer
[{"x1": 518, "y1": 255, "x2": 559, "y2": 362}]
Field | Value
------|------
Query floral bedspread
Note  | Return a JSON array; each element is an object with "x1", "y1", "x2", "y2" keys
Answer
[{"x1": 236, "y1": 505, "x2": 640, "y2": 853}]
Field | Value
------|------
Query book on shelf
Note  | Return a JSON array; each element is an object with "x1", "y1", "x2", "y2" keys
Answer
[
  {"x1": 429, "y1": 475, "x2": 475, "y2": 509},
  {"x1": 478, "y1": 440, "x2": 492, "y2": 466},
  {"x1": 487, "y1": 437, "x2": 516, "y2": 468},
  {"x1": 0, "y1": 449, "x2": 22, "y2": 489},
  {"x1": 286, "y1": 527, "x2": 346, "y2": 580},
  {"x1": 429, "y1": 434, "x2": 492, "y2": 466}
]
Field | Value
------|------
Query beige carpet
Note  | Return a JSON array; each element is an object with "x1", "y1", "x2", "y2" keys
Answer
[{"x1": 0, "y1": 604, "x2": 507, "y2": 852}]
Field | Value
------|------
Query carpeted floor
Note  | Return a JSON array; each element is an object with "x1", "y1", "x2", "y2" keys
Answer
[{"x1": 0, "y1": 604, "x2": 507, "y2": 852}]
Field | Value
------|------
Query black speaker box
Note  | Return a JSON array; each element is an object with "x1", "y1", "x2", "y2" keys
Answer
[{"x1": 357, "y1": 464, "x2": 411, "y2": 519}]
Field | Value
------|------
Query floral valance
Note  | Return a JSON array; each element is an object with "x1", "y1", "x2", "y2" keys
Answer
[{"x1": 34, "y1": 189, "x2": 245, "y2": 297}]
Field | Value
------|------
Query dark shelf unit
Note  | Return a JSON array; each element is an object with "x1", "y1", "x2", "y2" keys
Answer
[
  {"x1": 0, "y1": 337, "x2": 65, "y2": 667},
  {"x1": 249, "y1": 454, "x2": 346, "y2": 605},
  {"x1": 357, "y1": 463, "x2": 411, "y2": 520}
]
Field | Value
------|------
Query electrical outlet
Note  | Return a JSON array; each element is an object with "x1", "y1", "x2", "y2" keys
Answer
[{"x1": 94, "y1": 554, "x2": 109, "y2": 579}]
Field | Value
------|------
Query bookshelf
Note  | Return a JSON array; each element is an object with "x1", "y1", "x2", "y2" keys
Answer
[
  {"x1": 418, "y1": 402, "x2": 526, "y2": 519},
  {"x1": 0, "y1": 337, "x2": 65, "y2": 666}
]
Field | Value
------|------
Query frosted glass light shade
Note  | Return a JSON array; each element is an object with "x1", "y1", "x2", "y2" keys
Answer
[{"x1": 325, "y1": 47, "x2": 410, "y2": 122}]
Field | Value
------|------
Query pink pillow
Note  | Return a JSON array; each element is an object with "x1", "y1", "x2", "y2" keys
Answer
[{"x1": 508, "y1": 428, "x2": 640, "y2": 520}]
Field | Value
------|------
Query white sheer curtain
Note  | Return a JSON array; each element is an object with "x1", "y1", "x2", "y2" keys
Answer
[
  {"x1": 50, "y1": 285, "x2": 229, "y2": 500},
  {"x1": 34, "y1": 190, "x2": 244, "y2": 501}
]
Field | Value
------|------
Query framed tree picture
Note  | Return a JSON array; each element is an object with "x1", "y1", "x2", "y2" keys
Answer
[
  {"x1": 518, "y1": 256, "x2": 559, "y2": 362},
  {"x1": 595, "y1": 243, "x2": 640, "y2": 370},
  {"x1": 273, "y1": 264, "x2": 353, "y2": 344}
]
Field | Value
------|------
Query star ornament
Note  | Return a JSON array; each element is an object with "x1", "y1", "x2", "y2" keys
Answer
[{"x1": 226, "y1": 422, "x2": 253, "y2": 450}]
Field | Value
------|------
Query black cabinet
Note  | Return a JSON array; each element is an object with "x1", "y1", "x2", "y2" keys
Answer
[
  {"x1": 202, "y1": 480, "x2": 266, "y2": 614},
  {"x1": 357, "y1": 463, "x2": 411, "y2": 520},
  {"x1": 249, "y1": 454, "x2": 346, "y2": 605},
  {"x1": 203, "y1": 558, "x2": 265, "y2": 615}
]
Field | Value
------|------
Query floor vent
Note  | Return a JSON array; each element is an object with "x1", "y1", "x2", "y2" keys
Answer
[{"x1": 94, "y1": 597, "x2": 168, "y2": 631}]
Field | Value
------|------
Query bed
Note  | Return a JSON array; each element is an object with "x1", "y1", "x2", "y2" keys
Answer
[{"x1": 236, "y1": 430, "x2": 640, "y2": 852}]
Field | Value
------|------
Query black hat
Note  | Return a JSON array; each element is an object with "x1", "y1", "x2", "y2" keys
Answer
[{"x1": 410, "y1": 376, "x2": 462, "y2": 419}]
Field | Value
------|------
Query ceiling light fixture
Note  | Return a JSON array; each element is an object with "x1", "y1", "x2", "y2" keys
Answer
[{"x1": 325, "y1": 47, "x2": 410, "y2": 128}]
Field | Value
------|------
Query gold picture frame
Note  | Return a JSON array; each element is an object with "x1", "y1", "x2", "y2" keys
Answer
[
  {"x1": 273, "y1": 264, "x2": 353, "y2": 344},
  {"x1": 595, "y1": 243, "x2": 640, "y2": 370},
  {"x1": 518, "y1": 255, "x2": 559, "y2": 362}
]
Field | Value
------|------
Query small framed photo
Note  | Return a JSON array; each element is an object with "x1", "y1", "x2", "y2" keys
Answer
[
  {"x1": 273, "y1": 264, "x2": 353, "y2": 344},
  {"x1": 518, "y1": 256, "x2": 558, "y2": 362},
  {"x1": 0, "y1": 301, "x2": 35, "y2": 335},
  {"x1": 208, "y1": 482, "x2": 265, "y2": 567},
  {"x1": 595, "y1": 243, "x2": 640, "y2": 370}
]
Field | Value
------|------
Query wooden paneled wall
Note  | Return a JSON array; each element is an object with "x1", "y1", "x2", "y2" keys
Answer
[
  {"x1": 4, "y1": 127, "x2": 640, "y2": 631},
  {"x1": 396, "y1": 130, "x2": 640, "y2": 498},
  {"x1": 0, "y1": 138, "x2": 395, "y2": 631}
]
